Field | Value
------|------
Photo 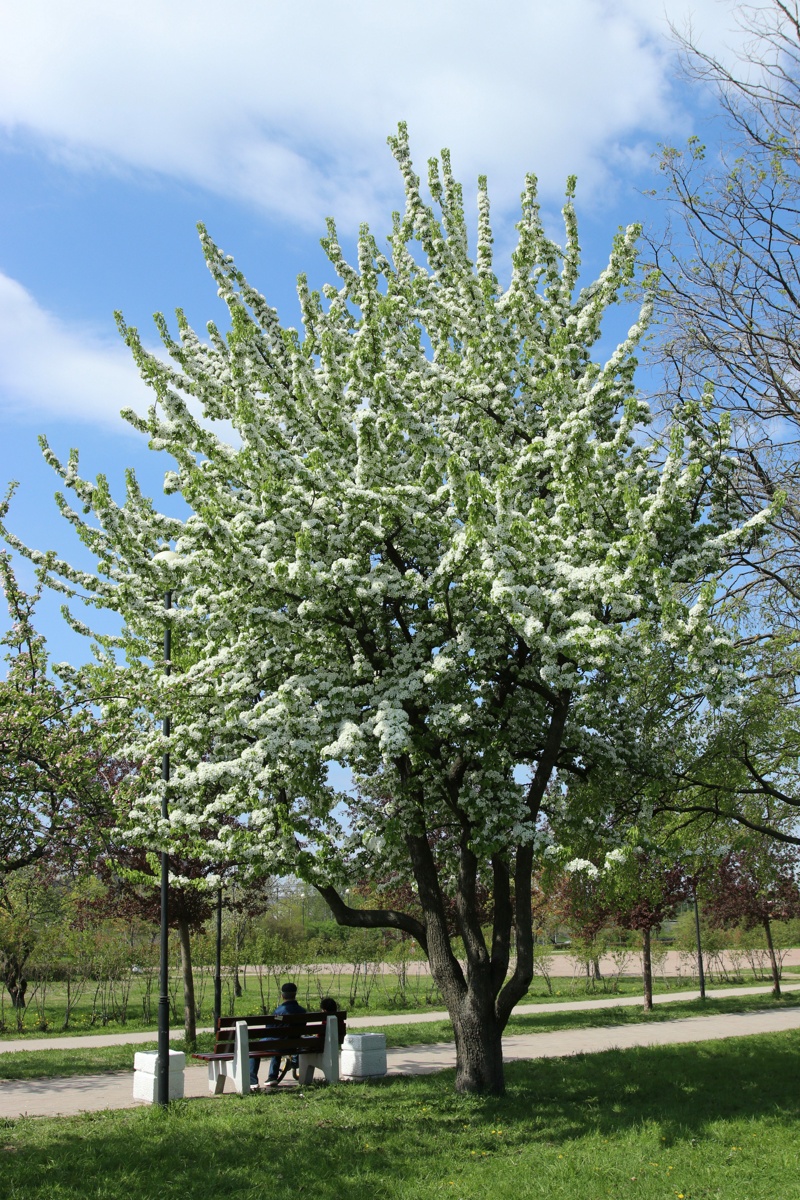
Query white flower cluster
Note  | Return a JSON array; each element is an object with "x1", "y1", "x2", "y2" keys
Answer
[
  {"x1": 604, "y1": 847, "x2": 628, "y2": 869},
  {"x1": 564, "y1": 857, "x2": 600, "y2": 879},
  {"x1": 2, "y1": 124, "x2": 765, "y2": 895}
]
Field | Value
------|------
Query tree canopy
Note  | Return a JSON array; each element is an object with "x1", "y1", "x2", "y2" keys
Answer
[{"x1": 2, "y1": 126, "x2": 768, "y2": 1092}]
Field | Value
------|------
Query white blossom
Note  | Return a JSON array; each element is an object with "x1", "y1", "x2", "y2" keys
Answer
[
  {"x1": 564, "y1": 857, "x2": 600, "y2": 879},
  {"x1": 1, "y1": 124, "x2": 767, "y2": 889}
]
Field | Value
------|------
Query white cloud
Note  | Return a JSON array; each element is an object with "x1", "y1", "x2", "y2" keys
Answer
[
  {"x1": 0, "y1": 272, "x2": 150, "y2": 428},
  {"x1": 0, "y1": 0, "x2": 750, "y2": 229}
]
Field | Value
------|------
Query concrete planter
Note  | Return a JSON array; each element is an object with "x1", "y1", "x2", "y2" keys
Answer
[
  {"x1": 133, "y1": 1049, "x2": 186, "y2": 1102},
  {"x1": 340, "y1": 1033, "x2": 387, "y2": 1079}
]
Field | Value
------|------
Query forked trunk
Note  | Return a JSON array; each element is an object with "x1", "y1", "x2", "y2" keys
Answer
[
  {"x1": 763, "y1": 918, "x2": 781, "y2": 998},
  {"x1": 642, "y1": 928, "x2": 653, "y2": 1011},
  {"x1": 7, "y1": 981, "x2": 27, "y2": 1010},
  {"x1": 317, "y1": 813, "x2": 540, "y2": 1097},
  {"x1": 176, "y1": 916, "x2": 197, "y2": 1047},
  {"x1": 3, "y1": 965, "x2": 27, "y2": 1011},
  {"x1": 451, "y1": 1000, "x2": 505, "y2": 1094}
]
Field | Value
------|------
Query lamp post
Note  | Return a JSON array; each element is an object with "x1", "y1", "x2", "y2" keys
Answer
[
  {"x1": 153, "y1": 548, "x2": 180, "y2": 1107},
  {"x1": 157, "y1": 585, "x2": 172, "y2": 1106},
  {"x1": 683, "y1": 849, "x2": 707, "y2": 1003},
  {"x1": 692, "y1": 882, "x2": 706, "y2": 1001},
  {"x1": 213, "y1": 885, "x2": 223, "y2": 1030}
]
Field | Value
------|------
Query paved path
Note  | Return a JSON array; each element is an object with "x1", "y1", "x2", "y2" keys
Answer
[
  {"x1": 1, "y1": 981, "x2": 798, "y2": 1054},
  {"x1": 2, "y1": 986, "x2": 800, "y2": 1120},
  {"x1": 235, "y1": 952, "x2": 800, "y2": 977}
]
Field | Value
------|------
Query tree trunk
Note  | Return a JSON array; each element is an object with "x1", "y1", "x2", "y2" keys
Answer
[
  {"x1": 642, "y1": 928, "x2": 653, "y2": 1011},
  {"x1": 176, "y1": 916, "x2": 197, "y2": 1047},
  {"x1": 3, "y1": 963, "x2": 28, "y2": 1010},
  {"x1": 7, "y1": 980, "x2": 27, "y2": 1010},
  {"x1": 317, "y1": 830, "x2": 538, "y2": 1096},
  {"x1": 451, "y1": 998, "x2": 506, "y2": 1094},
  {"x1": 763, "y1": 918, "x2": 781, "y2": 998}
]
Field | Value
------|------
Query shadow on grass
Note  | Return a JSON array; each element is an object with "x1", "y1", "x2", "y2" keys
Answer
[
  {"x1": 496, "y1": 1031, "x2": 800, "y2": 1145},
  {"x1": 2, "y1": 1031, "x2": 799, "y2": 1199}
]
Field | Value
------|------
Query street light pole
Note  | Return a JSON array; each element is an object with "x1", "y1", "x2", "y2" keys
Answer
[
  {"x1": 693, "y1": 883, "x2": 706, "y2": 1001},
  {"x1": 213, "y1": 885, "x2": 223, "y2": 1030},
  {"x1": 157, "y1": 587, "x2": 172, "y2": 1107}
]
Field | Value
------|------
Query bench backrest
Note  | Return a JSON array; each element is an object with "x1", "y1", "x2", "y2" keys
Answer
[{"x1": 214, "y1": 1011, "x2": 347, "y2": 1056}]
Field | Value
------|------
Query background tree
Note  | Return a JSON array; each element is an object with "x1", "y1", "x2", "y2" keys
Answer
[
  {"x1": 87, "y1": 848, "x2": 215, "y2": 1047},
  {"x1": 637, "y1": 0, "x2": 800, "y2": 858},
  {"x1": 84, "y1": 811, "x2": 267, "y2": 1045},
  {"x1": 622, "y1": 636, "x2": 800, "y2": 846},
  {"x1": 0, "y1": 552, "x2": 107, "y2": 874},
  {"x1": 703, "y1": 841, "x2": 800, "y2": 996},
  {"x1": 652, "y1": 0, "x2": 800, "y2": 634},
  {"x1": 550, "y1": 863, "x2": 611, "y2": 984},
  {"x1": 3, "y1": 127, "x2": 765, "y2": 1094},
  {"x1": 607, "y1": 850, "x2": 687, "y2": 1010},
  {"x1": 559, "y1": 621, "x2": 800, "y2": 851},
  {"x1": 0, "y1": 862, "x2": 58, "y2": 1017}
]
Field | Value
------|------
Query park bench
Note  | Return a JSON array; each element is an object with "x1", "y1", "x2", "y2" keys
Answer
[{"x1": 193, "y1": 1011, "x2": 347, "y2": 1095}]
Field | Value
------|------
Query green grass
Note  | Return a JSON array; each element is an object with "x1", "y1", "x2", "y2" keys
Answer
[
  {"x1": 2, "y1": 991, "x2": 798, "y2": 1081},
  {"x1": 0, "y1": 1036, "x2": 208, "y2": 1080},
  {"x1": 1, "y1": 1031, "x2": 799, "y2": 1198}
]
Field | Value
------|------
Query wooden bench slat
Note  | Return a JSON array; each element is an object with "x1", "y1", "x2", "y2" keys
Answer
[{"x1": 192, "y1": 1011, "x2": 347, "y2": 1065}]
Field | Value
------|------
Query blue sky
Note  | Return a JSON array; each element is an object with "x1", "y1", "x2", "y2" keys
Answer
[{"x1": 0, "y1": 0, "x2": 749, "y2": 666}]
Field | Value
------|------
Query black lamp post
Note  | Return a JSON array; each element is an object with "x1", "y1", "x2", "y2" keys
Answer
[
  {"x1": 213, "y1": 885, "x2": 223, "y2": 1030},
  {"x1": 693, "y1": 882, "x2": 706, "y2": 1001},
  {"x1": 157, "y1": 586, "x2": 172, "y2": 1107},
  {"x1": 153, "y1": 547, "x2": 182, "y2": 1107},
  {"x1": 684, "y1": 850, "x2": 707, "y2": 1003}
]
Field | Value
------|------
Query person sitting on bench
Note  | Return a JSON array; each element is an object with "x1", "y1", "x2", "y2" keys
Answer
[{"x1": 250, "y1": 982, "x2": 306, "y2": 1091}]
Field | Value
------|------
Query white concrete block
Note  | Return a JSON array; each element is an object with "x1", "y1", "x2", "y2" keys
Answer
[
  {"x1": 133, "y1": 1050, "x2": 186, "y2": 1102},
  {"x1": 340, "y1": 1033, "x2": 387, "y2": 1078},
  {"x1": 134, "y1": 1049, "x2": 186, "y2": 1074}
]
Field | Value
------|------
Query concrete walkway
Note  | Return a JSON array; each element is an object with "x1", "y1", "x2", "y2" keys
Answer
[
  {"x1": 2, "y1": 984, "x2": 800, "y2": 1120},
  {"x1": 1, "y1": 980, "x2": 798, "y2": 1054}
]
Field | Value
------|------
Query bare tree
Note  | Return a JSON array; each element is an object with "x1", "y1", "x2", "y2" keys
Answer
[{"x1": 651, "y1": 1, "x2": 800, "y2": 630}]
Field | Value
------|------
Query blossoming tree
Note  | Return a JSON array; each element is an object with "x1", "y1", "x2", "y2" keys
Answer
[{"x1": 3, "y1": 127, "x2": 767, "y2": 1093}]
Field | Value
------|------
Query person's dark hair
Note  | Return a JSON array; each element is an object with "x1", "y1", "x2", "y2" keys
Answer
[
  {"x1": 281, "y1": 982, "x2": 298, "y2": 997},
  {"x1": 319, "y1": 996, "x2": 338, "y2": 1013}
]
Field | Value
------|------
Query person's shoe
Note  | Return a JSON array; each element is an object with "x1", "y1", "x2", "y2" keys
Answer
[
  {"x1": 250, "y1": 1085, "x2": 261, "y2": 1093},
  {"x1": 265, "y1": 1080, "x2": 278, "y2": 1089}
]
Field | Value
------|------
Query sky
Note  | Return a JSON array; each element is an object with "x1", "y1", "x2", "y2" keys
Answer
[{"x1": 0, "y1": 0, "x2": 755, "y2": 666}]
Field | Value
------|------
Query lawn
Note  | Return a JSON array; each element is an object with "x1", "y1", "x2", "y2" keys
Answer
[
  {"x1": 1, "y1": 1031, "x2": 798, "y2": 1199},
  {"x1": 1, "y1": 990, "x2": 798, "y2": 1080}
]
